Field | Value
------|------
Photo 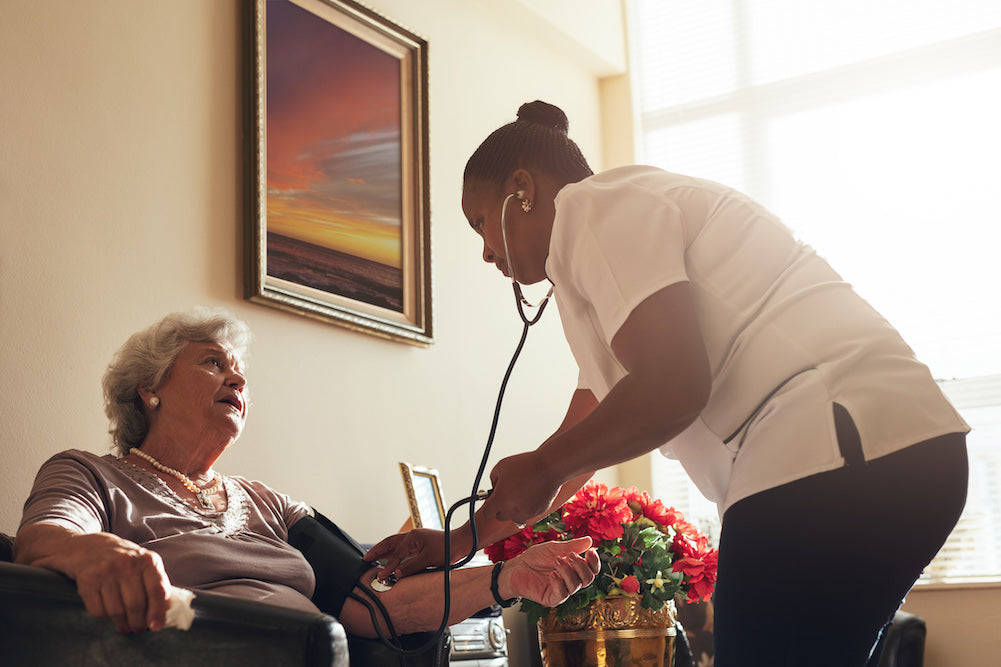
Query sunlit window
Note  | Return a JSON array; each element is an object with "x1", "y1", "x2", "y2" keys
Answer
[{"x1": 630, "y1": 0, "x2": 1001, "y2": 584}]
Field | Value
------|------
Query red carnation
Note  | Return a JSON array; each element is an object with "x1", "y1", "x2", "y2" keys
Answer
[
  {"x1": 485, "y1": 525, "x2": 566, "y2": 563},
  {"x1": 643, "y1": 499, "x2": 684, "y2": 530},
  {"x1": 563, "y1": 482, "x2": 633, "y2": 543},
  {"x1": 532, "y1": 528, "x2": 564, "y2": 549},
  {"x1": 672, "y1": 530, "x2": 711, "y2": 561},
  {"x1": 623, "y1": 486, "x2": 651, "y2": 518},
  {"x1": 673, "y1": 517, "x2": 701, "y2": 539},
  {"x1": 484, "y1": 525, "x2": 534, "y2": 562},
  {"x1": 671, "y1": 550, "x2": 719, "y2": 603}
]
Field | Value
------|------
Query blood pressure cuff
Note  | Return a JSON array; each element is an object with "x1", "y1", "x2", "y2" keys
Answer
[{"x1": 287, "y1": 510, "x2": 374, "y2": 617}]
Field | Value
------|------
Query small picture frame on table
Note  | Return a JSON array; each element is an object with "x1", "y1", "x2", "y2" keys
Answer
[{"x1": 398, "y1": 462, "x2": 445, "y2": 531}]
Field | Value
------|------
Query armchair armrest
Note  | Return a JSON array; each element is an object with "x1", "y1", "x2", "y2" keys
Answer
[
  {"x1": 0, "y1": 561, "x2": 348, "y2": 666},
  {"x1": 877, "y1": 610, "x2": 926, "y2": 667}
]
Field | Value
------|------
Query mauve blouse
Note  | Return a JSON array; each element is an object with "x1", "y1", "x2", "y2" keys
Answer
[{"x1": 19, "y1": 449, "x2": 318, "y2": 612}]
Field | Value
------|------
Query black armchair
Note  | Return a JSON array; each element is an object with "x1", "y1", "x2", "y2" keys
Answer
[
  {"x1": 0, "y1": 533, "x2": 348, "y2": 666},
  {"x1": 873, "y1": 610, "x2": 927, "y2": 667}
]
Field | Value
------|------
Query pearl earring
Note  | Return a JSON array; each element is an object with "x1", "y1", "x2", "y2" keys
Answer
[
  {"x1": 516, "y1": 191, "x2": 532, "y2": 213},
  {"x1": 149, "y1": 396, "x2": 160, "y2": 407}
]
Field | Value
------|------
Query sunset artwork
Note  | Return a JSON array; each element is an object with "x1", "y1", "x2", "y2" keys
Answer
[{"x1": 266, "y1": 0, "x2": 403, "y2": 312}]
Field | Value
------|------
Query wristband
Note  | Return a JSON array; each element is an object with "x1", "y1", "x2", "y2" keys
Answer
[{"x1": 490, "y1": 561, "x2": 520, "y2": 608}]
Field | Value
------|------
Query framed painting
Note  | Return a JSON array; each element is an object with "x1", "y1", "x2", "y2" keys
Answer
[
  {"x1": 246, "y1": 0, "x2": 432, "y2": 345},
  {"x1": 398, "y1": 462, "x2": 445, "y2": 531}
]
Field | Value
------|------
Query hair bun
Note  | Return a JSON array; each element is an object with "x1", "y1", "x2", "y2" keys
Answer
[{"x1": 516, "y1": 100, "x2": 570, "y2": 134}]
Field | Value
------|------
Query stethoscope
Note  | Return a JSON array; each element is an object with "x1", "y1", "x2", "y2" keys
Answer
[
  {"x1": 363, "y1": 191, "x2": 557, "y2": 665},
  {"x1": 499, "y1": 190, "x2": 554, "y2": 325},
  {"x1": 444, "y1": 187, "x2": 554, "y2": 587}
]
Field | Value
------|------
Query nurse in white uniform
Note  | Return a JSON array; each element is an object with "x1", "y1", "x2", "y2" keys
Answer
[{"x1": 366, "y1": 101, "x2": 969, "y2": 667}]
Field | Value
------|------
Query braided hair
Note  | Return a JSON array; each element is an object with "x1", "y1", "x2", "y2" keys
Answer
[{"x1": 463, "y1": 101, "x2": 593, "y2": 193}]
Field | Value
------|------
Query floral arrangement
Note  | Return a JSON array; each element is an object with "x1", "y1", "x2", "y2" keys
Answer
[{"x1": 485, "y1": 481, "x2": 718, "y2": 624}]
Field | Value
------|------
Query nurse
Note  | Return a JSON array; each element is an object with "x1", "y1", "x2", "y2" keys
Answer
[{"x1": 366, "y1": 100, "x2": 969, "y2": 666}]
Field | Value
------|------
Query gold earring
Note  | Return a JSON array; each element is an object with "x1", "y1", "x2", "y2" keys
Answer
[{"x1": 521, "y1": 199, "x2": 533, "y2": 213}]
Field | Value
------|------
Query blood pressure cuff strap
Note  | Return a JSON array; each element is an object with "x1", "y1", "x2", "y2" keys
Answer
[{"x1": 287, "y1": 510, "x2": 374, "y2": 617}]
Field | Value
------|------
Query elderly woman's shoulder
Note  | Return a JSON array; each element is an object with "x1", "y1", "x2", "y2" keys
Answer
[
  {"x1": 227, "y1": 474, "x2": 295, "y2": 500},
  {"x1": 227, "y1": 475, "x2": 311, "y2": 517},
  {"x1": 36, "y1": 449, "x2": 120, "y2": 472}
]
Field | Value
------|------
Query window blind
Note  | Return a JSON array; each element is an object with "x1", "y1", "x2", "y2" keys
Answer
[{"x1": 632, "y1": 0, "x2": 1001, "y2": 584}]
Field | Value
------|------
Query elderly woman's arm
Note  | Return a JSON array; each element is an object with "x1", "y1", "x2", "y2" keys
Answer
[
  {"x1": 365, "y1": 389, "x2": 600, "y2": 582},
  {"x1": 14, "y1": 522, "x2": 172, "y2": 633},
  {"x1": 338, "y1": 537, "x2": 599, "y2": 638}
]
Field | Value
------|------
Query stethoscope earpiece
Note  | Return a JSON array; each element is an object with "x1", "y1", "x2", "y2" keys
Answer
[{"x1": 500, "y1": 192, "x2": 552, "y2": 325}]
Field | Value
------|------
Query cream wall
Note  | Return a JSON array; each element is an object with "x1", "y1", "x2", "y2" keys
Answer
[
  {"x1": 0, "y1": 0, "x2": 620, "y2": 542},
  {"x1": 0, "y1": 4, "x2": 624, "y2": 663}
]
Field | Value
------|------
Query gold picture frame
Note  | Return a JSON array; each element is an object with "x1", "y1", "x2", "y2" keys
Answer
[
  {"x1": 398, "y1": 462, "x2": 445, "y2": 531},
  {"x1": 245, "y1": 0, "x2": 432, "y2": 345}
]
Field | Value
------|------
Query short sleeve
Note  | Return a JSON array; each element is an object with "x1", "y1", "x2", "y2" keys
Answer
[
  {"x1": 552, "y1": 180, "x2": 691, "y2": 345},
  {"x1": 19, "y1": 452, "x2": 109, "y2": 534},
  {"x1": 237, "y1": 478, "x2": 312, "y2": 536}
]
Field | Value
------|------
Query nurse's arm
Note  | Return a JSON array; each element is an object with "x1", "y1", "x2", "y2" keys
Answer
[
  {"x1": 364, "y1": 389, "x2": 598, "y2": 580},
  {"x1": 537, "y1": 281, "x2": 711, "y2": 483},
  {"x1": 456, "y1": 390, "x2": 597, "y2": 548}
]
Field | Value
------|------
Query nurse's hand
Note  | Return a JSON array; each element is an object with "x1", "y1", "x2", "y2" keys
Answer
[
  {"x1": 364, "y1": 527, "x2": 472, "y2": 581},
  {"x1": 485, "y1": 451, "x2": 563, "y2": 525}
]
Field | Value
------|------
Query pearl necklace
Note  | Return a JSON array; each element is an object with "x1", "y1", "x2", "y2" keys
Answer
[{"x1": 129, "y1": 447, "x2": 223, "y2": 510}]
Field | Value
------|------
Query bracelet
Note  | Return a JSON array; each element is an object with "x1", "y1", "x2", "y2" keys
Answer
[{"x1": 490, "y1": 561, "x2": 520, "y2": 608}]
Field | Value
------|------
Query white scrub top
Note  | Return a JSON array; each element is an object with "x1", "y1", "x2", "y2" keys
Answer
[{"x1": 546, "y1": 165, "x2": 968, "y2": 514}]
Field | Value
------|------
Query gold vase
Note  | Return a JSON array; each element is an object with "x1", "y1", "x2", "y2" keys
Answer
[{"x1": 537, "y1": 596, "x2": 677, "y2": 667}]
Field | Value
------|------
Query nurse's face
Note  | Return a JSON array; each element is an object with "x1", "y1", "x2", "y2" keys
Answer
[{"x1": 461, "y1": 180, "x2": 550, "y2": 285}]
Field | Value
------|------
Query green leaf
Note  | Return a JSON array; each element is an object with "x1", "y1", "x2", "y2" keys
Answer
[{"x1": 638, "y1": 526, "x2": 663, "y2": 549}]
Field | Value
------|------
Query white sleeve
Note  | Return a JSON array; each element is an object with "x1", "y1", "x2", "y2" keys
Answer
[{"x1": 552, "y1": 183, "x2": 691, "y2": 345}]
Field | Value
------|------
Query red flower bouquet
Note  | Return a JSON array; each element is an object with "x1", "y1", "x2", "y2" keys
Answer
[{"x1": 485, "y1": 482, "x2": 718, "y2": 623}]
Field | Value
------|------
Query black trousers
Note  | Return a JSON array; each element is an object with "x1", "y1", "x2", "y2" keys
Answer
[{"x1": 712, "y1": 405, "x2": 967, "y2": 667}]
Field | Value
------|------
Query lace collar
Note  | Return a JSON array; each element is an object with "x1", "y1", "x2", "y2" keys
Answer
[{"x1": 112, "y1": 455, "x2": 250, "y2": 536}]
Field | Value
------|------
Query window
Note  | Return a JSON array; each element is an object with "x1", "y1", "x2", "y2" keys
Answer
[{"x1": 631, "y1": 0, "x2": 1001, "y2": 584}]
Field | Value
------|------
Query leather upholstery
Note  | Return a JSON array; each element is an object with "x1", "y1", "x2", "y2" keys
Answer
[
  {"x1": 874, "y1": 610, "x2": 927, "y2": 667},
  {"x1": 0, "y1": 531, "x2": 926, "y2": 666},
  {"x1": 0, "y1": 535, "x2": 348, "y2": 667}
]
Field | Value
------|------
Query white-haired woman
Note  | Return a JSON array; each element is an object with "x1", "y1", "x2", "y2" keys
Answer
[{"x1": 15, "y1": 308, "x2": 599, "y2": 637}]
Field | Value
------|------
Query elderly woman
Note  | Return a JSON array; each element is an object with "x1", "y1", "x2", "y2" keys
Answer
[{"x1": 14, "y1": 308, "x2": 599, "y2": 638}]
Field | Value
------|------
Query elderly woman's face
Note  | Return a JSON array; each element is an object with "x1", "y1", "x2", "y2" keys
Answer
[{"x1": 154, "y1": 341, "x2": 248, "y2": 442}]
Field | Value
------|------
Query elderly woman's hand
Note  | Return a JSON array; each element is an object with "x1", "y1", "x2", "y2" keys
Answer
[
  {"x1": 15, "y1": 524, "x2": 173, "y2": 633},
  {"x1": 498, "y1": 536, "x2": 600, "y2": 608}
]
